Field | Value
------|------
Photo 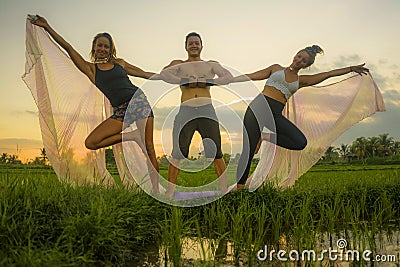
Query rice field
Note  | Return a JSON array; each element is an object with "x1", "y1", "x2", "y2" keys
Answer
[{"x1": 0, "y1": 164, "x2": 399, "y2": 266}]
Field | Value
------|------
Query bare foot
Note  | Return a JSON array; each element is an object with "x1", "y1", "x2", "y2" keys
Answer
[
  {"x1": 245, "y1": 172, "x2": 254, "y2": 187},
  {"x1": 124, "y1": 130, "x2": 146, "y2": 152},
  {"x1": 166, "y1": 188, "x2": 175, "y2": 198},
  {"x1": 254, "y1": 133, "x2": 270, "y2": 154},
  {"x1": 236, "y1": 184, "x2": 245, "y2": 190}
]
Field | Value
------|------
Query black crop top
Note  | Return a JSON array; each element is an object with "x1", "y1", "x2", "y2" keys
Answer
[{"x1": 95, "y1": 63, "x2": 139, "y2": 106}]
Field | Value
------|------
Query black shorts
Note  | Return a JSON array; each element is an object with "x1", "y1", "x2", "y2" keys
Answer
[{"x1": 171, "y1": 104, "x2": 223, "y2": 159}]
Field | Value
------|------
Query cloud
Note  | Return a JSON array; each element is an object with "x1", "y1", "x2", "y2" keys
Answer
[
  {"x1": 25, "y1": 110, "x2": 38, "y2": 116},
  {"x1": 332, "y1": 54, "x2": 362, "y2": 68},
  {"x1": 375, "y1": 73, "x2": 400, "y2": 98},
  {"x1": 334, "y1": 104, "x2": 400, "y2": 145},
  {"x1": 381, "y1": 89, "x2": 400, "y2": 107},
  {"x1": 371, "y1": 71, "x2": 390, "y2": 89},
  {"x1": 11, "y1": 110, "x2": 38, "y2": 117},
  {"x1": 361, "y1": 64, "x2": 400, "y2": 95},
  {"x1": 0, "y1": 138, "x2": 43, "y2": 150},
  {"x1": 378, "y1": 59, "x2": 388, "y2": 65},
  {"x1": 393, "y1": 72, "x2": 400, "y2": 84}
]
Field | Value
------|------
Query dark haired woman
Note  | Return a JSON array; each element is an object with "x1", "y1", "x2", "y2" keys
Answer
[
  {"x1": 30, "y1": 15, "x2": 160, "y2": 193},
  {"x1": 233, "y1": 45, "x2": 369, "y2": 189}
]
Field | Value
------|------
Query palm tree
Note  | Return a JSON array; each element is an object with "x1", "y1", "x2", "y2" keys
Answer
[
  {"x1": 0, "y1": 153, "x2": 8, "y2": 163},
  {"x1": 352, "y1": 137, "x2": 368, "y2": 159},
  {"x1": 392, "y1": 141, "x2": 400, "y2": 156},
  {"x1": 7, "y1": 154, "x2": 18, "y2": 164},
  {"x1": 324, "y1": 146, "x2": 339, "y2": 162},
  {"x1": 367, "y1": 136, "x2": 379, "y2": 158},
  {"x1": 378, "y1": 133, "x2": 394, "y2": 157},
  {"x1": 40, "y1": 148, "x2": 48, "y2": 164},
  {"x1": 338, "y1": 144, "x2": 350, "y2": 160}
]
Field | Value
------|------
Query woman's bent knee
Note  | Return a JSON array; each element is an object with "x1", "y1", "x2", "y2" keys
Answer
[
  {"x1": 85, "y1": 138, "x2": 98, "y2": 150},
  {"x1": 295, "y1": 138, "x2": 307, "y2": 150}
]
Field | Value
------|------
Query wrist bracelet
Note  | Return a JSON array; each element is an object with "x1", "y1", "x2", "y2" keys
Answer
[{"x1": 350, "y1": 66, "x2": 353, "y2": 72}]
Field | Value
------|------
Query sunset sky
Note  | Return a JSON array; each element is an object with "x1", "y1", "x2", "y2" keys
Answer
[{"x1": 0, "y1": 0, "x2": 399, "y2": 162}]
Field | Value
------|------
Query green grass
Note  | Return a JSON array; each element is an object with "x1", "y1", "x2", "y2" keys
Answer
[
  {"x1": 0, "y1": 169, "x2": 165, "y2": 266},
  {"x1": 0, "y1": 164, "x2": 399, "y2": 265}
]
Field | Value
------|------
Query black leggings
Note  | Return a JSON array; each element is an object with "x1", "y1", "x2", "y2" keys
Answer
[
  {"x1": 171, "y1": 104, "x2": 223, "y2": 159},
  {"x1": 236, "y1": 94, "x2": 307, "y2": 185}
]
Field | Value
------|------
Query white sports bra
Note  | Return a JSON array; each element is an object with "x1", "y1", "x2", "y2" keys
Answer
[{"x1": 265, "y1": 69, "x2": 299, "y2": 100}]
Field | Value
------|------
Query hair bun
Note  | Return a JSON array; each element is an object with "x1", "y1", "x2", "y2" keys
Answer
[
  {"x1": 302, "y1": 45, "x2": 324, "y2": 67},
  {"x1": 310, "y1": 45, "x2": 323, "y2": 55}
]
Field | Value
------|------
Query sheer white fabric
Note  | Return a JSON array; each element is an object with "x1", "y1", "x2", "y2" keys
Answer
[
  {"x1": 249, "y1": 73, "x2": 385, "y2": 190},
  {"x1": 22, "y1": 21, "x2": 114, "y2": 184}
]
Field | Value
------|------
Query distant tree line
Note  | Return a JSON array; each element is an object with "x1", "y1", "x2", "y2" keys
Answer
[
  {"x1": 0, "y1": 148, "x2": 47, "y2": 165},
  {"x1": 0, "y1": 153, "x2": 22, "y2": 164},
  {"x1": 1, "y1": 134, "x2": 399, "y2": 166},
  {"x1": 322, "y1": 133, "x2": 400, "y2": 162}
]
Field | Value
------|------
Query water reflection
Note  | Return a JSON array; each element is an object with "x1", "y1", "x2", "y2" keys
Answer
[{"x1": 139, "y1": 229, "x2": 399, "y2": 266}]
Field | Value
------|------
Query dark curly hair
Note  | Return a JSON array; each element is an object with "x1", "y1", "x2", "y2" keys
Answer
[{"x1": 302, "y1": 45, "x2": 324, "y2": 67}]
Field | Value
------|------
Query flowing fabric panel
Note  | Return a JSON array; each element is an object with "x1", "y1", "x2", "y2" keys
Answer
[
  {"x1": 250, "y1": 73, "x2": 385, "y2": 190},
  {"x1": 22, "y1": 21, "x2": 114, "y2": 184},
  {"x1": 104, "y1": 101, "x2": 149, "y2": 188}
]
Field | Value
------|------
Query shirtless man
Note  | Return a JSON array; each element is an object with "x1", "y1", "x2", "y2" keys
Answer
[{"x1": 161, "y1": 32, "x2": 233, "y2": 197}]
